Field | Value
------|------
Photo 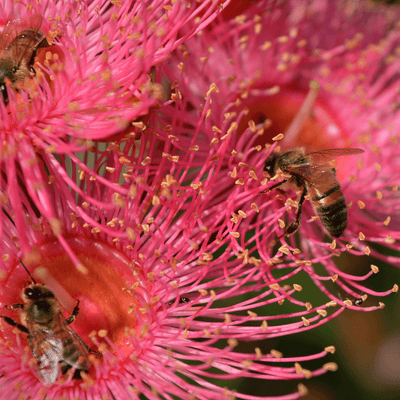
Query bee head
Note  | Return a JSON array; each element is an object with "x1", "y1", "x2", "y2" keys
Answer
[
  {"x1": 264, "y1": 152, "x2": 279, "y2": 177},
  {"x1": 23, "y1": 284, "x2": 55, "y2": 302}
]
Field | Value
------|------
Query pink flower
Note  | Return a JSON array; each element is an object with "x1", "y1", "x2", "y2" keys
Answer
[
  {"x1": 1, "y1": 0, "x2": 399, "y2": 398},
  {"x1": 0, "y1": 0, "x2": 230, "y2": 258},
  {"x1": 1, "y1": 120, "x2": 338, "y2": 399},
  {"x1": 157, "y1": 0, "x2": 400, "y2": 303},
  {"x1": 1, "y1": 0, "x2": 228, "y2": 143}
]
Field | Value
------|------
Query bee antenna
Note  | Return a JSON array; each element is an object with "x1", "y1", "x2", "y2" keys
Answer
[
  {"x1": 2, "y1": 231, "x2": 37, "y2": 284},
  {"x1": 17, "y1": 258, "x2": 37, "y2": 284}
]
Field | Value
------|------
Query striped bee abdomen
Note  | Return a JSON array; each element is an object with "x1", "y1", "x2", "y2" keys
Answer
[{"x1": 311, "y1": 184, "x2": 347, "y2": 238}]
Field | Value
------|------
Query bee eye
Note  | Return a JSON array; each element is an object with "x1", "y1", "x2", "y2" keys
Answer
[
  {"x1": 24, "y1": 288, "x2": 34, "y2": 298},
  {"x1": 12, "y1": 67, "x2": 18, "y2": 74}
]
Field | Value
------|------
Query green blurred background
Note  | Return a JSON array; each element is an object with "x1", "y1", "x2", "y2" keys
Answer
[{"x1": 236, "y1": 251, "x2": 400, "y2": 399}]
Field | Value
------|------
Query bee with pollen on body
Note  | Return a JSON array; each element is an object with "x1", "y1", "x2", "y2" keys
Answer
[
  {"x1": 261, "y1": 147, "x2": 365, "y2": 238},
  {"x1": 0, "y1": 13, "x2": 54, "y2": 104},
  {"x1": 0, "y1": 260, "x2": 101, "y2": 386}
]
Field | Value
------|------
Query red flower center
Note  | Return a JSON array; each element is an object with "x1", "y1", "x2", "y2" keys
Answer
[
  {"x1": 1, "y1": 237, "x2": 141, "y2": 358},
  {"x1": 236, "y1": 84, "x2": 358, "y2": 180}
]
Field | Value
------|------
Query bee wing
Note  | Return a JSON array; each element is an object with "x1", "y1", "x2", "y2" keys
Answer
[
  {"x1": 0, "y1": 15, "x2": 20, "y2": 49},
  {"x1": 306, "y1": 148, "x2": 364, "y2": 165},
  {"x1": 65, "y1": 325, "x2": 92, "y2": 354},
  {"x1": 0, "y1": 13, "x2": 42, "y2": 49},
  {"x1": 284, "y1": 148, "x2": 364, "y2": 181},
  {"x1": 58, "y1": 326, "x2": 91, "y2": 374},
  {"x1": 27, "y1": 312, "x2": 91, "y2": 385},
  {"x1": 2, "y1": 14, "x2": 45, "y2": 69},
  {"x1": 284, "y1": 163, "x2": 331, "y2": 182},
  {"x1": 27, "y1": 329, "x2": 64, "y2": 385}
]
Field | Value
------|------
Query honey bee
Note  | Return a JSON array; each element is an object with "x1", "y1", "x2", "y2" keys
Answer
[
  {"x1": 354, "y1": 298, "x2": 364, "y2": 306},
  {"x1": 0, "y1": 13, "x2": 52, "y2": 103},
  {"x1": 354, "y1": 293, "x2": 367, "y2": 306},
  {"x1": 261, "y1": 148, "x2": 365, "y2": 237},
  {"x1": 0, "y1": 260, "x2": 100, "y2": 385},
  {"x1": 168, "y1": 296, "x2": 190, "y2": 306}
]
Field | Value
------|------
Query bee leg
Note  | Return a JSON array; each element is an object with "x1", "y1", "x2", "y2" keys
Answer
[
  {"x1": 27, "y1": 36, "x2": 51, "y2": 70},
  {"x1": 37, "y1": 37, "x2": 51, "y2": 50},
  {"x1": 4, "y1": 303, "x2": 24, "y2": 310},
  {"x1": 0, "y1": 316, "x2": 29, "y2": 334},
  {"x1": 259, "y1": 179, "x2": 287, "y2": 195},
  {"x1": 0, "y1": 83, "x2": 9, "y2": 105},
  {"x1": 285, "y1": 185, "x2": 307, "y2": 235},
  {"x1": 69, "y1": 329, "x2": 103, "y2": 358},
  {"x1": 64, "y1": 300, "x2": 80, "y2": 325},
  {"x1": 88, "y1": 348, "x2": 102, "y2": 357}
]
